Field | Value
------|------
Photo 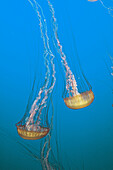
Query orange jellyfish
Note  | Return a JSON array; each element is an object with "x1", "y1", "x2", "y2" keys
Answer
[
  {"x1": 62, "y1": 58, "x2": 94, "y2": 110},
  {"x1": 16, "y1": 0, "x2": 56, "y2": 140},
  {"x1": 64, "y1": 90, "x2": 94, "y2": 109},
  {"x1": 16, "y1": 125, "x2": 50, "y2": 140},
  {"x1": 16, "y1": 123, "x2": 49, "y2": 140},
  {"x1": 47, "y1": 0, "x2": 94, "y2": 109},
  {"x1": 16, "y1": 77, "x2": 50, "y2": 140}
]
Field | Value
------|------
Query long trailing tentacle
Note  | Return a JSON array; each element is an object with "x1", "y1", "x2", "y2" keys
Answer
[
  {"x1": 47, "y1": 0, "x2": 79, "y2": 97},
  {"x1": 26, "y1": 0, "x2": 50, "y2": 127},
  {"x1": 26, "y1": 0, "x2": 56, "y2": 128}
]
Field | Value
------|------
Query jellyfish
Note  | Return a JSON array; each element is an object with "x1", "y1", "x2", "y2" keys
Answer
[
  {"x1": 47, "y1": 0, "x2": 94, "y2": 109},
  {"x1": 16, "y1": 0, "x2": 56, "y2": 140}
]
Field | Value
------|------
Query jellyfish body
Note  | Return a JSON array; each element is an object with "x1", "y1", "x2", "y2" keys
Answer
[
  {"x1": 64, "y1": 90, "x2": 94, "y2": 109},
  {"x1": 16, "y1": 125, "x2": 49, "y2": 140},
  {"x1": 16, "y1": 0, "x2": 56, "y2": 140},
  {"x1": 47, "y1": 0, "x2": 94, "y2": 109}
]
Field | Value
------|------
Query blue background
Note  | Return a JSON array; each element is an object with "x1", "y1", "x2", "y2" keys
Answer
[{"x1": 0, "y1": 0, "x2": 113, "y2": 169}]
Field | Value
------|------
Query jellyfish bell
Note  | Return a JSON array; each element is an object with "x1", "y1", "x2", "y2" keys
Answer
[
  {"x1": 63, "y1": 73, "x2": 94, "y2": 109},
  {"x1": 62, "y1": 70, "x2": 95, "y2": 109},
  {"x1": 64, "y1": 90, "x2": 94, "y2": 109},
  {"x1": 16, "y1": 124, "x2": 49, "y2": 140}
]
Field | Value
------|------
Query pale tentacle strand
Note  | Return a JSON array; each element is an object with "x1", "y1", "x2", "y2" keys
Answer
[
  {"x1": 110, "y1": 56, "x2": 113, "y2": 76},
  {"x1": 28, "y1": 0, "x2": 50, "y2": 114},
  {"x1": 26, "y1": 0, "x2": 50, "y2": 127},
  {"x1": 99, "y1": 0, "x2": 113, "y2": 17},
  {"x1": 26, "y1": 0, "x2": 56, "y2": 128},
  {"x1": 47, "y1": 0, "x2": 79, "y2": 96}
]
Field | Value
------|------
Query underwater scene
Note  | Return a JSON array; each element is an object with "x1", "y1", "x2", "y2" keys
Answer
[{"x1": 0, "y1": 0, "x2": 113, "y2": 169}]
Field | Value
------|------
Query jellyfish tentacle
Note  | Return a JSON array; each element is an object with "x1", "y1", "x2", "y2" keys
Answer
[
  {"x1": 88, "y1": 0, "x2": 113, "y2": 17},
  {"x1": 47, "y1": 0, "x2": 79, "y2": 98},
  {"x1": 26, "y1": 0, "x2": 56, "y2": 129}
]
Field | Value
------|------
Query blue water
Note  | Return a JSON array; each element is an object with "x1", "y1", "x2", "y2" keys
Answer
[{"x1": 0, "y1": 0, "x2": 113, "y2": 169}]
